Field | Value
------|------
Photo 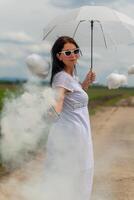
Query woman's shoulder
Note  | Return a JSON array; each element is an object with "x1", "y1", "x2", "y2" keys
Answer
[
  {"x1": 52, "y1": 71, "x2": 74, "y2": 92},
  {"x1": 53, "y1": 71, "x2": 73, "y2": 81},
  {"x1": 53, "y1": 70, "x2": 64, "y2": 78}
]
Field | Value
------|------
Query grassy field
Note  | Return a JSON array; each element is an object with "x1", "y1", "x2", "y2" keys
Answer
[
  {"x1": 0, "y1": 83, "x2": 134, "y2": 175},
  {"x1": 0, "y1": 83, "x2": 133, "y2": 113},
  {"x1": 0, "y1": 83, "x2": 21, "y2": 112},
  {"x1": 88, "y1": 85, "x2": 134, "y2": 114}
]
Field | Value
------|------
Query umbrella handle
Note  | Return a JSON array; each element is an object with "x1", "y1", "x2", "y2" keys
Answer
[{"x1": 89, "y1": 66, "x2": 92, "y2": 73}]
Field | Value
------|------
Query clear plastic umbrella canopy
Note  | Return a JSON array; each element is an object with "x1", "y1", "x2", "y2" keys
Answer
[{"x1": 43, "y1": 6, "x2": 134, "y2": 69}]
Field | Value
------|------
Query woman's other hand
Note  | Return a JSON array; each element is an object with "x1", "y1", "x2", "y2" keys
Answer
[{"x1": 81, "y1": 71, "x2": 96, "y2": 91}]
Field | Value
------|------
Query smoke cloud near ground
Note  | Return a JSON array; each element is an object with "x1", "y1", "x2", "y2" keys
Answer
[
  {"x1": 0, "y1": 80, "x2": 93, "y2": 200},
  {"x1": 0, "y1": 81, "x2": 56, "y2": 169}
]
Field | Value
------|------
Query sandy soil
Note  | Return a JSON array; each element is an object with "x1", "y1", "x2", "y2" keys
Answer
[
  {"x1": 91, "y1": 106, "x2": 134, "y2": 200},
  {"x1": 0, "y1": 104, "x2": 134, "y2": 200}
]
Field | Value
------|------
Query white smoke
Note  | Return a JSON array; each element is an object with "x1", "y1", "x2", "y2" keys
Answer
[
  {"x1": 0, "y1": 81, "x2": 56, "y2": 169},
  {"x1": 106, "y1": 73, "x2": 127, "y2": 89},
  {"x1": 128, "y1": 64, "x2": 134, "y2": 74},
  {"x1": 0, "y1": 80, "x2": 93, "y2": 200},
  {"x1": 0, "y1": 122, "x2": 93, "y2": 200},
  {"x1": 26, "y1": 54, "x2": 50, "y2": 78}
]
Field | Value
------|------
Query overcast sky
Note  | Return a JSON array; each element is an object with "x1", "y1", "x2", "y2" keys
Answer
[{"x1": 0, "y1": 0, "x2": 134, "y2": 86}]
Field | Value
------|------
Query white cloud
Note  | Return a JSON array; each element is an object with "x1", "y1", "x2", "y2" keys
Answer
[
  {"x1": 0, "y1": 65, "x2": 27, "y2": 78},
  {"x1": 0, "y1": 44, "x2": 27, "y2": 60},
  {"x1": 0, "y1": 0, "x2": 64, "y2": 40},
  {"x1": 26, "y1": 41, "x2": 51, "y2": 54},
  {"x1": 48, "y1": 0, "x2": 112, "y2": 8},
  {"x1": 0, "y1": 32, "x2": 34, "y2": 44},
  {"x1": 0, "y1": 48, "x2": 7, "y2": 56},
  {"x1": 0, "y1": 59, "x2": 17, "y2": 67}
]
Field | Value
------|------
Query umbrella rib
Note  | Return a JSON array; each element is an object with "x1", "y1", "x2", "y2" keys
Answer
[
  {"x1": 72, "y1": 20, "x2": 85, "y2": 38},
  {"x1": 96, "y1": 20, "x2": 108, "y2": 48},
  {"x1": 43, "y1": 26, "x2": 57, "y2": 40}
]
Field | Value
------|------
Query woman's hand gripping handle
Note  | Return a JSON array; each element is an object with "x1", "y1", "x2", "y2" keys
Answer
[{"x1": 81, "y1": 70, "x2": 96, "y2": 91}]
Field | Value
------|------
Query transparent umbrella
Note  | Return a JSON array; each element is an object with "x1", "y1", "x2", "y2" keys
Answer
[{"x1": 43, "y1": 6, "x2": 134, "y2": 70}]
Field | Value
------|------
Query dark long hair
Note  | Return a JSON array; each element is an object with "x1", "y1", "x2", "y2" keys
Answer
[{"x1": 50, "y1": 36, "x2": 79, "y2": 85}]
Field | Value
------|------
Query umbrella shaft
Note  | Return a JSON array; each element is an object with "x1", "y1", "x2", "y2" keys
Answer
[{"x1": 91, "y1": 20, "x2": 94, "y2": 71}]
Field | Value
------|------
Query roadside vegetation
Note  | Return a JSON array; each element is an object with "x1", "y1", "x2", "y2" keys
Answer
[{"x1": 88, "y1": 85, "x2": 134, "y2": 114}]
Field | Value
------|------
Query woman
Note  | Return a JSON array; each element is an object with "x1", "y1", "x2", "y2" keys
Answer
[{"x1": 44, "y1": 36, "x2": 96, "y2": 200}]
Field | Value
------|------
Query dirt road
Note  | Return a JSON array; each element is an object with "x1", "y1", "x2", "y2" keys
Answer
[
  {"x1": 91, "y1": 106, "x2": 134, "y2": 200},
  {"x1": 0, "y1": 105, "x2": 134, "y2": 200}
]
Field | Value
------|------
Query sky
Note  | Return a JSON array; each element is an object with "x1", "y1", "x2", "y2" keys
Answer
[{"x1": 0, "y1": 0, "x2": 134, "y2": 86}]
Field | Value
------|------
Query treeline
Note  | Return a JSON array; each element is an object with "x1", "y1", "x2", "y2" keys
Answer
[{"x1": 0, "y1": 80, "x2": 27, "y2": 84}]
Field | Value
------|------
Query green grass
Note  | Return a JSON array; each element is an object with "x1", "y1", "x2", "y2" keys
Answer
[
  {"x1": 0, "y1": 84, "x2": 21, "y2": 112},
  {"x1": 0, "y1": 84, "x2": 24, "y2": 173},
  {"x1": 88, "y1": 85, "x2": 134, "y2": 99},
  {"x1": 88, "y1": 85, "x2": 134, "y2": 114}
]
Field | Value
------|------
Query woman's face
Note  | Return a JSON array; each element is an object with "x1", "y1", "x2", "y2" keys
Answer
[{"x1": 57, "y1": 42, "x2": 80, "y2": 67}]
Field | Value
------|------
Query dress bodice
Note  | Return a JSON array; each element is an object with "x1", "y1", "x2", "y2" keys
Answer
[{"x1": 52, "y1": 71, "x2": 89, "y2": 111}]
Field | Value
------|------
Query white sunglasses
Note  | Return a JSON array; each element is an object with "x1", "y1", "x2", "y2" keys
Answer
[{"x1": 59, "y1": 48, "x2": 81, "y2": 57}]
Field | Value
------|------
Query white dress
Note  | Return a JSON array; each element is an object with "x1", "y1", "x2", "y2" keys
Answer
[{"x1": 43, "y1": 71, "x2": 94, "y2": 200}]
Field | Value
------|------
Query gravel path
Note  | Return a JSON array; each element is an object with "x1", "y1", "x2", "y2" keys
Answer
[{"x1": 91, "y1": 106, "x2": 134, "y2": 200}]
